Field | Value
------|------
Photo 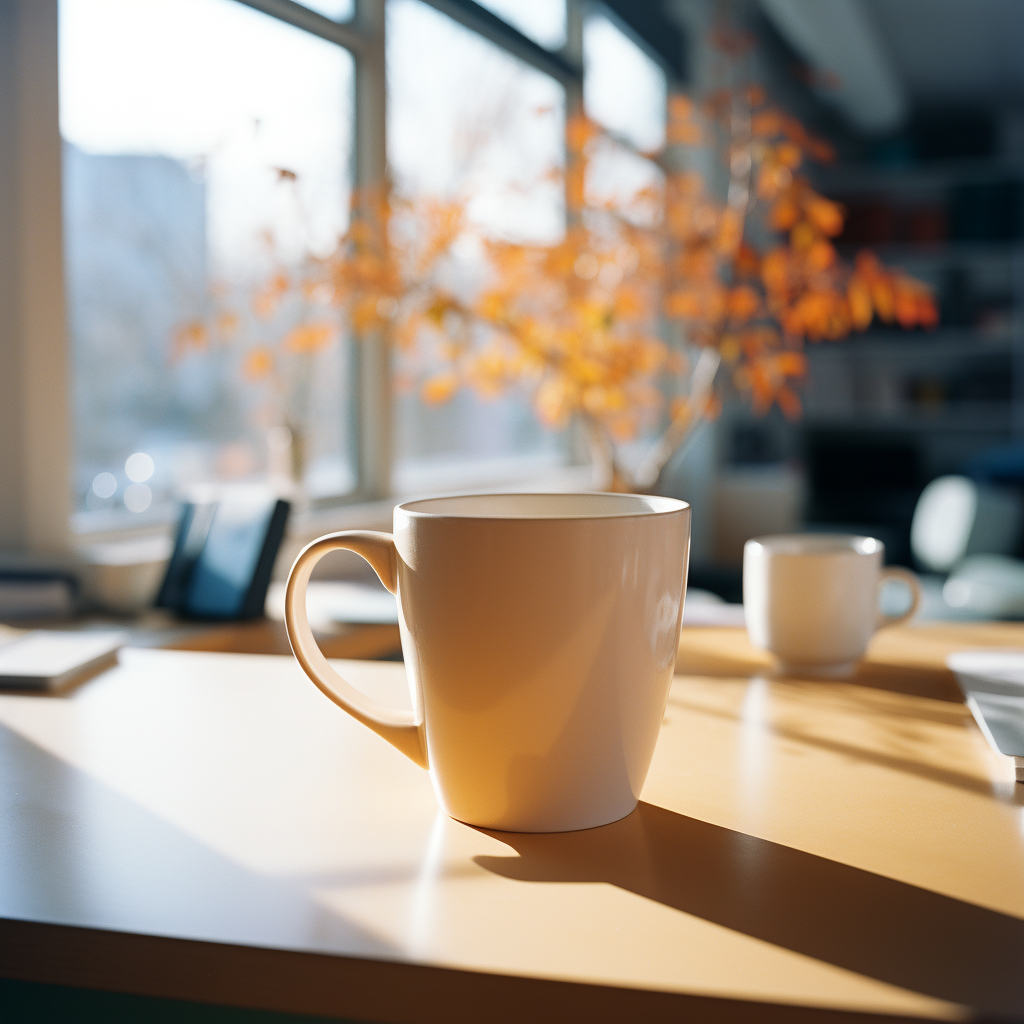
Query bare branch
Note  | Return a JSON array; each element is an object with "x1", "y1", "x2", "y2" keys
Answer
[{"x1": 633, "y1": 346, "x2": 721, "y2": 490}]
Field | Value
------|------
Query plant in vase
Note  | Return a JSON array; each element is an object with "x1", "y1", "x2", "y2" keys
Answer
[
  {"x1": 176, "y1": 51, "x2": 938, "y2": 496},
  {"x1": 380, "y1": 93, "x2": 936, "y2": 492}
]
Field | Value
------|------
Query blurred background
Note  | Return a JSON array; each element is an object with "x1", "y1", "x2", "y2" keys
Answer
[{"x1": 3, "y1": 0, "x2": 1024, "y2": 622}]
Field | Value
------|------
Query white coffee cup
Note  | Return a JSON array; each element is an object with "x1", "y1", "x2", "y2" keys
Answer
[
  {"x1": 284, "y1": 493, "x2": 691, "y2": 832},
  {"x1": 743, "y1": 534, "x2": 920, "y2": 677}
]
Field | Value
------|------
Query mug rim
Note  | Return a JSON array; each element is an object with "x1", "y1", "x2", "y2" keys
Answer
[
  {"x1": 745, "y1": 533, "x2": 884, "y2": 557},
  {"x1": 396, "y1": 491, "x2": 690, "y2": 521}
]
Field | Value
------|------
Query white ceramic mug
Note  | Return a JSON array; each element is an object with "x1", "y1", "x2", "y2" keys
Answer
[
  {"x1": 284, "y1": 493, "x2": 691, "y2": 832},
  {"x1": 743, "y1": 534, "x2": 920, "y2": 677}
]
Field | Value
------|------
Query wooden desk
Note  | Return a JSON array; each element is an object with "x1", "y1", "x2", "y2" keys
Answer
[{"x1": 2, "y1": 624, "x2": 1024, "y2": 1022}]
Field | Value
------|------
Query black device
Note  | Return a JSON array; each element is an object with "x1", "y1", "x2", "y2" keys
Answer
[{"x1": 156, "y1": 496, "x2": 290, "y2": 620}]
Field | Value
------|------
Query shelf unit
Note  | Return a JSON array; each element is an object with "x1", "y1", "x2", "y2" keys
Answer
[
  {"x1": 802, "y1": 244, "x2": 1024, "y2": 473},
  {"x1": 798, "y1": 155, "x2": 1024, "y2": 465}
]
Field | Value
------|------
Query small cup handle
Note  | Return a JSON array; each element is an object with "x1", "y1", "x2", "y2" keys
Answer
[
  {"x1": 876, "y1": 566, "x2": 921, "y2": 629},
  {"x1": 284, "y1": 531, "x2": 427, "y2": 769}
]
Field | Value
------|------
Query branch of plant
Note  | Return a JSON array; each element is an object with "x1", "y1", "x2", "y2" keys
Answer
[{"x1": 633, "y1": 346, "x2": 721, "y2": 491}]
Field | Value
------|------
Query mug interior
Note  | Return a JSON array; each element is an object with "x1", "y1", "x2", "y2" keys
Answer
[
  {"x1": 398, "y1": 492, "x2": 686, "y2": 519},
  {"x1": 746, "y1": 533, "x2": 883, "y2": 557}
]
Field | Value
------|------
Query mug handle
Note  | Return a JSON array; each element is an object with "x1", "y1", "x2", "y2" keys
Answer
[
  {"x1": 876, "y1": 566, "x2": 921, "y2": 629},
  {"x1": 284, "y1": 531, "x2": 428, "y2": 769}
]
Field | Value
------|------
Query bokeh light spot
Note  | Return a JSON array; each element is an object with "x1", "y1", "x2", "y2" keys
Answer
[
  {"x1": 124, "y1": 483, "x2": 152, "y2": 513},
  {"x1": 92, "y1": 472, "x2": 117, "y2": 498},
  {"x1": 125, "y1": 452, "x2": 155, "y2": 482}
]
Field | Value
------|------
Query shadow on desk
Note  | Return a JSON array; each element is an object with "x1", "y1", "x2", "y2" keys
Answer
[
  {"x1": 477, "y1": 802, "x2": 1024, "y2": 1019},
  {"x1": 676, "y1": 623, "x2": 1024, "y2": 704},
  {"x1": 0, "y1": 723, "x2": 395, "y2": 1023},
  {"x1": 3, "y1": 720, "x2": 949, "y2": 1024}
]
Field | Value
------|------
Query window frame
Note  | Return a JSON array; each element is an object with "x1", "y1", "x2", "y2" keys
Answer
[
  {"x1": 255, "y1": 0, "x2": 589, "y2": 509},
  {"x1": 3, "y1": 0, "x2": 676, "y2": 552}
]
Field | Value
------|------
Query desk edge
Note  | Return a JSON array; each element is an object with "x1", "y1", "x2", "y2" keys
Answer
[{"x1": 0, "y1": 916, "x2": 945, "y2": 1024}]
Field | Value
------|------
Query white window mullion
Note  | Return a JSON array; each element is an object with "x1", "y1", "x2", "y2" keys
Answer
[
  {"x1": 0, "y1": 0, "x2": 72, "y2": 554},
  {"x1": 352, "y1": 0, "x2": 392, "y2": 499}
]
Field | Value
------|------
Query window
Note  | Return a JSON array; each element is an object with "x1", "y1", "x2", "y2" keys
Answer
[
  {"x1": 60, "y1": 0, "x2": 355, "y2": 526},
  {"x1": 299, "y1": 0, "x2": 355, "y2": 19},
  {"x1": 476, "y1": 0, "x2": 566, "y2": 50},
  {"x1": 386, "y1": 0, "x2": 569, "y2": 492},
  {"x1": 584, "y1": 12, "x2": 666, "y2": 153},
  {"x1": 25, "y1": 0, "x2": 658, "y2": 543},
  {"x1": 581, "y1": 15, "x2": 666, "y2": 230},
  {"x1": 580, "y1": 10, "x2": 669, "y2": 466}
]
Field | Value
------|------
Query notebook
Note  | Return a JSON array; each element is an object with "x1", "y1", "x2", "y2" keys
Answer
[
  {"x1": 0, "y1": 630, "x2": 125, "y2": 691},
  {"x1": 947, "y1": 650, "x2": 1024, "y2": 782}
]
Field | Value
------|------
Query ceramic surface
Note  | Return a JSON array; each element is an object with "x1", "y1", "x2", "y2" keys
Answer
[
  {"x1": 743, "y1": 533, "x2": 920, "y2": 676},
  {"x1": 285, "y1": 493, "x2": 691, "y2": 831}
]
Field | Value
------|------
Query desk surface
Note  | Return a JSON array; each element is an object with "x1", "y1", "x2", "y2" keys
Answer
[
  {"x1": 2, "y1": 624, "x2": 1024, "y2": 1023},
  {"x1": 5, "y1": 609, "x2": 404, "y2": 662}
]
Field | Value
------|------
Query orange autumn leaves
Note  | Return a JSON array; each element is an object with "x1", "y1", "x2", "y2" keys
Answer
[
  {"x1": 659, "y1": 88, "x2": 936, "y2": 422},
  {"x1": 172, "y1": 258, "x2": 339, "y2": 392},
  {"x1": 411, "y1": 220, "x2": 671, "y2": 443},
  {"x1": 173, "y1": 84, "x2": 937, "y2": 458},
  {"x1": 417, "y1": 93, "x2": 938, "y2": 438}
]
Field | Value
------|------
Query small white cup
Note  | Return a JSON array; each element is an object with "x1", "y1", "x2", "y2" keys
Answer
[{"x1": 743, "y1": 534, "x2": 921, "y2": 678}]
